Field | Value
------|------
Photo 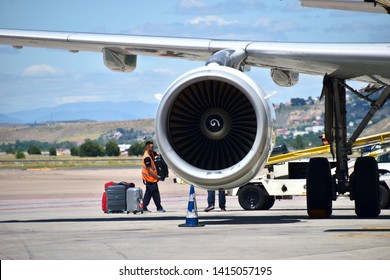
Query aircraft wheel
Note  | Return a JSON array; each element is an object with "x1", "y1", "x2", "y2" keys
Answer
[
  {"x1": 238, "y1": 184, "x2": 267, "y2": 210},
  {"x1": 352, "y1": 157, "x2": 380, "y2": 217},
  {"x1": 306, "y1": 158, "x2": 332, "y2": 218},
  {"x1": 379, "y1": 184, "x2": 389, "y2": 209}
]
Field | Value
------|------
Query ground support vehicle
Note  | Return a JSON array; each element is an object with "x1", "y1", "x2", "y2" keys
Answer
[
  {"x1": 231, "y1": 135, "x2": 390, "y2": 212},
  {"x1": 229, "y1": 160, "x2": 310, "y2": 210},
  {"x1": 231, "y1": 156, "x2": 390, "y2": 211}
]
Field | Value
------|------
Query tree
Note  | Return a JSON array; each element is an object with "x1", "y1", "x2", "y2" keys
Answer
[
  {"x1": 70, "y1": 147, "x2": 80, "y2": 156},
  {"x1": 79, "y1": 140, "x2": 104, "y2": 157},
  {"x1": 5, "y1": 145, "x2": 15, "y2": 154},
  {"x1": 128, "y1": 141, "x2": 144, "y2": 156},
  {"x1": 307, "y1": 96, "x2": 315, "y2": 105},
  {"x1": 28, "y1": 145, "x2": 41, "y2": 155},
  {"x1": 105, "y1": 141, "x2": 120, "y2": 156},
  {"x1": 292, "y1": 135, "x2": 305, "y2": 150},
  {"x1": 49, "y1": 147, "x2": 57, "y2": 156},
  {"x1": 290, "y1": 98, "x2": 306, "y2": 106},
  {"x1": 16, "y1": 151, "x2": 25, "y2": 159}
]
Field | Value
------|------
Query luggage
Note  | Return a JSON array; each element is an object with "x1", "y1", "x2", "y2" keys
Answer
[
  {"x1": 105, "y1": 184, "x2": 127, "y2": 213},
  {"x1": 104, "y1": 181, "x2": 116, "y2": 189},
  {"x1": 102, "y1": 192, "x2": 108, "y2": 213},
  {"x1": 102, "y1": 181, "x2": 115, "y2": 213},
  {"x1": 126, "y1": 187, "x2": 143, "y2": 214},
  {"x1": 102, "y1": 181, "x2": 143, "y2": 214},
  {"x1": 155, "y1": 155, "x2": 169, "y2": 181}
]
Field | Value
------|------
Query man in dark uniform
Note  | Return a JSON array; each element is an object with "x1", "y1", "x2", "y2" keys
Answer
[{"x1": 204, "y1": 189, "x2": 226, "y2": 212}]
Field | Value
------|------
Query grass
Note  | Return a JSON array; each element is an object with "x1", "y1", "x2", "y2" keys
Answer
[{"x1": 0, "y1": 154, "x2": 142, "y2": 169}]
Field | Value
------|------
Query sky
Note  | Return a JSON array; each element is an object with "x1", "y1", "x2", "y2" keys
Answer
[{"x1": 0, "y1": 0, "x2": 389, "y2": 115}]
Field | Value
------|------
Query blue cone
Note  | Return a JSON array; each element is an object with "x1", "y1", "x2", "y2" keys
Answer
[{"x1": 178, "y1": 185, "x2": 205, "y2": 227}]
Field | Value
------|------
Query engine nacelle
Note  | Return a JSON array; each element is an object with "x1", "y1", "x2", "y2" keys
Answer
[{"x1": 155, "y1": 65, "x2": 275, "y2": 189}]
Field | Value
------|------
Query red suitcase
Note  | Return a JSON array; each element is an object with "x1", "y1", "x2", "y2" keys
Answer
[{"x1": 102, "y1": 181, "x2": 115, "y2": 213}]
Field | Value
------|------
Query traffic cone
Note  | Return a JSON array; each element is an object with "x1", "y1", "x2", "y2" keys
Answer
[{"x1": 178, "y1": 185, "x2": 205, "y2": 227}]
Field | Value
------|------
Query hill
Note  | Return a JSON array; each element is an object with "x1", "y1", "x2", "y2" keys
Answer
[
  {"x1": 273, "y1": 95, "x2": 389, "y2": 138},
  {"x1": 0, "y1": 119, "x2": 155, "y2": 143},
  {"x1": 1, "y1": 101, "x2": 158, "y2": 123},
  {"x1": 0, "y1": 95, "x2": 388, "y2": 145}
]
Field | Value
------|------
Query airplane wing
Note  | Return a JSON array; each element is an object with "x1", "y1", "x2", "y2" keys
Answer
[
  {"x1": 301, "y1": 0, "x2": 390, "y2": 14},
  {"x1": 0, "y1": 28, "x2": 389, "y2": 85}
]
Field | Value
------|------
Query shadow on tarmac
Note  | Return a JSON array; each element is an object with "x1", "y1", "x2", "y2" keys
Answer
[
  {"x1": 0, "y1": 215, "x2": 301, "y2": 225},
  {"x1": 1, "y1": 211, "x2": 389, "y2": 225},
  {"x1": 325, "y1": 228, "x2": 390, "y2": 232}
]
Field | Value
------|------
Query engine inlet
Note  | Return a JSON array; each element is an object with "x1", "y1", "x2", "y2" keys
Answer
[{"x1": 168, "y1": 79, "x2": 257, "y2": 170}]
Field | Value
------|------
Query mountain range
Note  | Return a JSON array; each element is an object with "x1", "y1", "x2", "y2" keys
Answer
[
  {"x1": 0, "y1": 98, "x2": 388, "y2": 144},
  {"x1": 0, "y1": 101, "x2": 159, "y2": 124}
]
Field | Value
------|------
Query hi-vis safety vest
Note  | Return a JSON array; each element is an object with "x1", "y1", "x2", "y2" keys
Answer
[{"x1": 142, "y1": 151, "x2": 158, "y2": 183}]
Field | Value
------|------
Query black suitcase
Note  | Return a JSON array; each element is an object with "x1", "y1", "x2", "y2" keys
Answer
[
  {"x1": 155, "y1": 155, "x2": 169, "y2": 181},
  {"x1": 106, "y1": 184, "x2": 127, "y2": 213}
]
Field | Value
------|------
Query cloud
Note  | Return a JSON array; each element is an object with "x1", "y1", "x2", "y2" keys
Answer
[
  {"x1": 21, "y1": 64, "x2": 65, "y2": 77},
  {"x1": 154, "y1": 93, "x2": 164, "y2": 101},
  {"x1": 187, "y1": 15, "x2": 236, "y2": 26},
  {"x1": 55, "y1": 95, "x2": 103, "y2": 104},
  {"x1": 178, "y1": 0, "x2": 268, "y2": 15}
]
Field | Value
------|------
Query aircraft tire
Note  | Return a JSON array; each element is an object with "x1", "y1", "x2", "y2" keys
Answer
[
  {"x1": 238, "y1": 184, "x2": 268, "y2": 210},
  {"x1": 306, "y1": 157, "x2": 332, "y2": 218},
  {"x1": 379, "y1": 184, "x2": 389, "y2": 209},
  {"x1": 352, "y1": 157, "x2": 380, "y2": 217}
]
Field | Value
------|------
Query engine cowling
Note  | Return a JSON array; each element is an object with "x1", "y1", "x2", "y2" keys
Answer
[{"x1": 155, "y1": 65, "x2": 275, "y2": 189}]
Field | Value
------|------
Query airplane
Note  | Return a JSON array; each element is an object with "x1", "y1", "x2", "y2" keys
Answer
[
  {"x1": 0, "y1": 9, "x2": 389, "y2": 219},
  {"x1": 301, "y1": 0, "x2": 390, "y2": 14}
]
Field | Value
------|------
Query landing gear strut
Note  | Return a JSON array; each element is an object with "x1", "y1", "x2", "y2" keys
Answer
[{"x1": 306, "y1": 76, "x2": 389, "y2": 218}]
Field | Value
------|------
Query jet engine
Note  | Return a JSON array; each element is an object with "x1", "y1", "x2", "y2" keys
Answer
[{"x1": 155, "y1": 65, "x2": 275, "y2": 189}]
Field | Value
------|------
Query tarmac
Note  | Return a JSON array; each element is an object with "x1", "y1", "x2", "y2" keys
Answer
[{"x1": 0, "y1": 167, "x2": 390, "y2": 260}]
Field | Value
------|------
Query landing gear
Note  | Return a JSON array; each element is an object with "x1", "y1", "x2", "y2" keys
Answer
[
  {"x1": 352, "y1": 157, "x2": 380, "y2": 217},
  {"x1": 306, "y1": 158, "x2": 333, "y2": 218},
  {"x1": 379, "y1": 183, "x2": 390, "y2": 209},
  {"x1": 306, "y1": 77, "x2": 389, "y2": 218}
]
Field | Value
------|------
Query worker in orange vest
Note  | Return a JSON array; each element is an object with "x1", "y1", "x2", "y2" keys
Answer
[{"x1": 141, "y1": 141, "x2": 165, "y2": 213}]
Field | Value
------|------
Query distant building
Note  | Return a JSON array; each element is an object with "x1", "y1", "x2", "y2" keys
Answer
[
  {"x1": 113, "y1": 132, "x2": 123, "y2": 140},
  {"x1": 57, "y1": 149, "x2": 71, "y2": 156},
  {"x1": 305, "y1": 126, "x2": 324, "y2": 133},
  {"x1": 118, "y1": 144, "x2": 131, "y2": 153}
]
